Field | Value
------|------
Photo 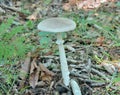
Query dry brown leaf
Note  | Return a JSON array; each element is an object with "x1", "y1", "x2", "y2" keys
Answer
[
  {"x1": 29, "y1": 58, "x2": 40, "y2": 88},
  {"x1": 19, "y1": 12, "x2": 27, "y2": 20},
  {"x1": 63, "y1": 0, "x2": 116, "y2": 10},
  {"x1": 76, "y1": 1, "x2": 87, "y2": 9},
  {"x1": 27, "y1": 13, "x2": 37, "y2": 21},
  {"x1": 101, "y1": 60, "x2": 120, "y2": 72},
  {"x1": 62, "y1": 3, "x2": 71, "y2": 11},
  {"x1": 41, "y1": 72, "x2": 53, "y2": 83},
  {"x1": 30, "y1": 58, "x2": 38, "y2": 74},
  {"x1": 76, "y1": 0, "x2": 115, "y2": 10},
  {"x1": 39, "y1": 63, "x2": 55, "y2": 83},
  {"x1": 19, "y1": 52, "x2": 31, "y2": 80},
  {"x1": 82, "y1": 0, "x2": 100, "y2": 9},
  {"x1": 44, "y1": 51, "x2": 53, "y2": 56},
  {"x1": 96, "y1": 36, "x2": 105, "y2": 46},
  {"x1": 115, "y1": 81, "x2": 120, "y2": 87},
  {"x1": 101, "y1": 62, "x2": 116, "y2": 74},
  {"x1": 112, "y1": 61, "x2": 120, "y2": 72},
  {"x1": 40, "y1": 63, "x2": 55, "y2": 76},
  {"x1": 69, "y1": 0, "x2": 77, "y2": 5},
  {"x1": 27, "y1": 8, "x2": 41, "y2": 20}
]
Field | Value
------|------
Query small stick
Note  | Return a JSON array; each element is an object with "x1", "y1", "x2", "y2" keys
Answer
[
  {"x1": 78, "y1": 77, "x2": 99, "y2": 83},
  {"x1": 91, "y1": 68, "x2": 110, "y2": 82},
  {"x1": 0, "y1": 4, "x2": 21, "y2": 13},
  {"x1": 85, "y1": 59, "x2": 92, "y2": 73},
  {"x1": 106, "y1": 69, "x2": 118, "y2": 89},
  {"x1": 70, "y1": 71, "x2": 89, "y2": 79},
  {"x1": 40, "y1": 55, "x2": 82, "y2": 64},
  {"x1": 90, "y1": 82, "x2": 106, "y2": 87},
  {"x1": 78, "y1": 77, "x2": 106, "y2": 87}
]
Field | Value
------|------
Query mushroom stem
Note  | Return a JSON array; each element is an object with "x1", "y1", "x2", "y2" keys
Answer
[
  {"x1": 70, "y1": 79, "x2": 82, "y2": 95},
  {"x1": 56, "y1": 32, "x2": 70, "y2": 86}
]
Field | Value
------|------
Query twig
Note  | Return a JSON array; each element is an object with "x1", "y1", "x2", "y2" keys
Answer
[
  {"x1": 78, "y1": 77, "x2": 106, "y2": 87},
  {"x1": 91, "y1": 68, "x2": 110, "y2": 82},
  {"x1": 92, "y1": 65, "x2": 103, "y2": 70},
  {"x1": 78, "y1": 77, "x2": 99, "y2": 83},
  {"x1": 106, "y1": 69, "x2": 118, "y2": 89},
  {"x1": 90, "y1": 82, "x2": 106, "y2": 87},
  {"x1": 70, "y1": 64, "x2": 86, "y2": 68},
  {"x1": 40, "y1": 55, "x2": 82, "y2": 64},
  {"x1": 85, "y1": 59, "x2": 92, "y2": 73},
  {"x1": 70, "y1": 71, "x2": 89, "y2": 79},
  {"x1": 0, "y1": 4, "x2": 21, "y2": 13}
]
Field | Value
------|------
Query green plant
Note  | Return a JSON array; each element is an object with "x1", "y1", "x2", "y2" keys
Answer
[
  {"x1": 0, "y1": 17, "x2": 35, "y2": 94},
  {"x1": 38, "y1": 31, "x2": 67, "y2": 55},
  {"x1": 38, "y1": 32, "x2": 53, "y2": 55},
  {"x1": 0, "y1": 64, "x2": 18, "y2": 94},
  {"x1": 38, "y1": 32, "x2": 52, "y2": 48},
  {"x1": 0, "y1": 18, "x2": 34, "y2": 62},
  {"x1": 63, "y1": 10, "x2": 120, "y2": 47}
]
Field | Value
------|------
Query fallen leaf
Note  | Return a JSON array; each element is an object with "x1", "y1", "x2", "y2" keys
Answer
[
  {"x1": 27, "y1": 8, "x2": 42, "y2": 20},
  {"x1": 76, "y1": 1, "x2": 87, "y2": 9},
  {"x1": 96, "y1": 36, "x2": 105, "y2": 46},
  {"x1": 19, "y1": 12, "x2": 27, "y2": 20},
  {"x1": 37, "y1": 81, "x2": 46, "y2": 87},
  {"x1": 19, "y1": 52, "x2": 31, "y2": 80},
  {"x1": 115, "y1": 81, "x2": 120, "y2": 87},
  {"x1": 113, "y1": 61, "x2": 120, "y2": 72},
  {"x1": 62, "y1": 3, "x2": 71, "y2": 11},
  {"x1": 39, "y1": 63, "x2": 55, "y2": 83},
  {"x1": 27, "y1": 13, "x2": 37, "y2": 21},
  {"x1": 45, "y1": 51, "x2": 53, "y2": 56},
  {"x1": 63, "y1": 0, "x2": 116, "y2": 10},
  {"x1": 101, "y1": 60, "x2": 120, "y2": 73},
  {"x1": 19, "y1": 52, "x2": 31, "y2": 88},
  {"x1": 101, "y1": 62, "x2": 116, "y2": 74},
  {"x1": 29, "y1": 58, "x2": 39, "y2": 88},
  {"x1": 30, "y1": 58, "x2": 38, "y2": 74},
  {"x1": 69, "y1": 0, "x2": 77, "y2": 5}
]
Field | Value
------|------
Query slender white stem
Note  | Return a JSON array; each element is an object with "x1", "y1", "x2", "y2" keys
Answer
[{"x1": 56, "y1": 33, "x2": 70, "y2": 86}]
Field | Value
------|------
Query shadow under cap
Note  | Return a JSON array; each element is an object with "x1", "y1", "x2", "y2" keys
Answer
[{"x1": 37, "y1": 17, "x2": 76, "y2": 33}]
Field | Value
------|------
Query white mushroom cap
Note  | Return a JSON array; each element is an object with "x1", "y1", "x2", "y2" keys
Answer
[{"x1": 37, "y1": 17, "x2": 76, "y2": 33}]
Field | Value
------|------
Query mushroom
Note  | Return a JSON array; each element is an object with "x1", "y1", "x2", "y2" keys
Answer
[{"x1": 37, "y1": 17, "x2": 76, "y2": 86}]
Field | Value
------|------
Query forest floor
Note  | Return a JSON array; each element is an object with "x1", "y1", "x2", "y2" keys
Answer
[{"x1": 0, "y1": 0, "x2": 120, "y2": 95}]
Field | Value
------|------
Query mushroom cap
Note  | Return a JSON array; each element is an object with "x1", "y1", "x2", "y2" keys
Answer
[{"x1": 37, "y1": 17, "x2": 76, "y2": 33}]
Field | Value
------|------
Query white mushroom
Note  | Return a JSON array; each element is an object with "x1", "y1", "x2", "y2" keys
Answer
[
  {"x1": 70, "y1": 79, "x2": 82, "y2": 95},
  {"x1": 37, "y1": 17, "x2": 76, "y2": 86}
]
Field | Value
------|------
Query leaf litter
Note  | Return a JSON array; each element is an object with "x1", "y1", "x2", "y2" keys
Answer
[{"x1": 0, "y1": 0, "x2": 120, "y2": 95}]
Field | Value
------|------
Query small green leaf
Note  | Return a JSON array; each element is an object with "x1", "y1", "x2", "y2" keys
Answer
[
  {"x1": 40, "y1": 36, "x2": 51, "y2": 46},
  {"x1": 38, "y1": 32, "x2": 51, "y2": 37},
  {"x1": 26, "y1": 20, "x2": 34, "y2": 29}
]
